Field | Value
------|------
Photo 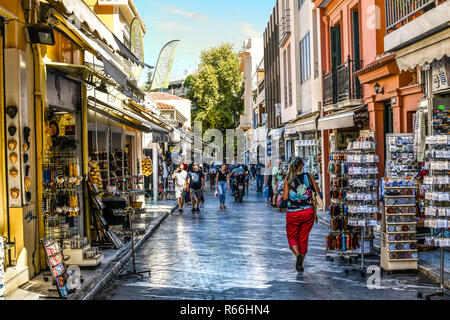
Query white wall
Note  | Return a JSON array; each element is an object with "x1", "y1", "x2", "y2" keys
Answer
[
  {"x1": 280, "y1": 0, "x2": 298, "y2": 124},
  {"x1": 157, "y1": 99, "x2": 192, "y2": 128}
]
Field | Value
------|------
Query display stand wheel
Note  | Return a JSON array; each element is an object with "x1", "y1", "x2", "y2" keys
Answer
[{"x1": 43, "y1": 276, "x2": 49, "y2": 282}]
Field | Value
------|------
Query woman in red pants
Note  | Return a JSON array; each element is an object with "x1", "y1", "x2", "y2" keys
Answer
[{"x1": 283, "y1": 157, "x2": 321, "y2": 272}]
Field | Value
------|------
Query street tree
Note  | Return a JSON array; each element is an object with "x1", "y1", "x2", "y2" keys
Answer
[{"x1": 187, "y1": 43, "x2": 244, "y2": 134}]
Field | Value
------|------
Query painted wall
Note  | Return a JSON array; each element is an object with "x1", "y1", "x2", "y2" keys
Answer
[
  {"x1": 279, "y1": 0, "x2": 298, "y2": 124},
  {"x1": 156, "y1": 99, "x2": 192, "y2": 128}
]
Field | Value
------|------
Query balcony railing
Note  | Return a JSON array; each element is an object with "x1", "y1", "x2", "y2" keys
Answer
[
  {"x1": 323, "y1": 56, "x2": 362, "y2": 106},
  {"x1": 278, "y1": 9, "x2": 291, "y2": 46},
  {"x1": 385, "y1": 0, "x2": 442, "y2": 32}
]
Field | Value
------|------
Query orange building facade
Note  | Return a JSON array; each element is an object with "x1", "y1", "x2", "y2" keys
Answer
[{"x1": 314, "y1": 0, "x2": 422, "y2": 207}]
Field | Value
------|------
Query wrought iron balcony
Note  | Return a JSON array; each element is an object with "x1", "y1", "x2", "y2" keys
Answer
[
  {"x1": 278, "y1": 9, "x2": 291, "y2": 47},
  {"x1": 323, "y1": 56, "x2": 362, "y2": 106},
  {"x1": 385, "y1": 0, "x2": 443, "y2": 32}
]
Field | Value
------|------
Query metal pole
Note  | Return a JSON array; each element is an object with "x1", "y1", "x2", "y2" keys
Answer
[
  {"x1": 131, "y1": 233, "x2": 136, "y2": 275},
  {"x1": 361, "y1": 225, "x2": 365, "y2": 272},
  {"x1": 440, "y1": 236, "x2": 444, "y2": 293},
  {"x1": 153, "y1": 146, "x2": 158, "y2": 204}
]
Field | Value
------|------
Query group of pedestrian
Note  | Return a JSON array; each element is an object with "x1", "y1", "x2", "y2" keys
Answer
[
  {"x1": 173, "y1": 156, "x2": 322, "y2": 274},
  {"x1": 172, "y1": 162, "x2": 205, "y2": 214}
]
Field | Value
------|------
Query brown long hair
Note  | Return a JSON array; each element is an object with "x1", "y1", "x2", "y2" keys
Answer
[{"x1": 286, "y1": 158, "x2": 304, "y2": 186}]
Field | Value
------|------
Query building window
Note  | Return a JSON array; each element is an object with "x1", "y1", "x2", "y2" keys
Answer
[
  {"x1": 300, "y1": 32, "x2": 311, "y2": 83},
  {"x1": 298, "y1": 0, "x2": 305, "y2": 9}
]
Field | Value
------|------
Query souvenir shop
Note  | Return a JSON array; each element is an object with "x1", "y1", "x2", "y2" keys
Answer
[
  {"x1": 42, "y1": 70, "x2": 103, "y2": 268},
  {"x1": 320, "y1": 92, "x2": 450, "y2": 294},
  {"x1": 320, "y1": 106, "x2": 379, "y2": 272},
  {"x1": 86, "y1": 96, "x2": 150, "y2": 249}
]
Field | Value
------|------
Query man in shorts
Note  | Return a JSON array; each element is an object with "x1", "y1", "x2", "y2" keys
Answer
[
  {"x1": 172, "y1": 163, "x2": 187, "y2": 213},
  {"x1": 186, "y1": 163, "x2": 204, "y2": 213}
]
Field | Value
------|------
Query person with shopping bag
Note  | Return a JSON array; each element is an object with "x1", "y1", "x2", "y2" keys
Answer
[{"x1": 283, "y1": 157, "x2": 322, "y2": 272}]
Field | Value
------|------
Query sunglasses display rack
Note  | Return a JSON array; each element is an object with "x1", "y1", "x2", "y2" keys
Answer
[
  {"x1": 41, "y1": 237, "x2": 73, "y2": 298},
  {"x1": 380, "y1": 133, "x2": 419, "y2": 272},
  {"x1": 380, "y1": 177, "x2": 418, "y2": 272},
  {"x1": 417, "y1": 134, "x2": 450, "y2": 299},
  {"x1": 386, "y1": 134, "x2": 417, "y2": 178},
  {"x1": 326, "y1": 152, "x2": 361, "y2": 263},
  {"x1": 341, "y1": 137, "x2": 379, "y2": 276},
  {"x1": 0, "y1": 237, "x2": 5, "y2": 299}
]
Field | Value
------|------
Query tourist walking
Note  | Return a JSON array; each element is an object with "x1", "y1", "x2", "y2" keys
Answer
[
  {"x1": 271, "y1": 160, "x2": 282, "y2": 207},
  {"x1": 186, "y1": 163, "x2": 205, "y2": 213},
  {"x1": 172, "y1": 163, "x2": 187, "y2": 213},
  {"x1": 209, "y1": 164, "x2": 217, "y2": 189},
  {"x1": 255, "y1": 160, "x2": 264, "y2": 192},
  {"x1": 264, "y1": 160, "x2": 273, "y2": 203},
  {"x1": 283, "y1": 157, "x2": 321, "y2": 272},
  {"x1": 215, "y1": 164, "x2": 229, "y2": 210}
]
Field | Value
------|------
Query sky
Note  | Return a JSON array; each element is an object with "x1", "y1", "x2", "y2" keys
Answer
[{"x1": 134, "y1": 0, "x2": 275, "y2": 84}]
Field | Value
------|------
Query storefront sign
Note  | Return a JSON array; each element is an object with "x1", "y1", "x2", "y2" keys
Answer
[{"x1": 296, "y1": 140, "x2": 319, "y2": 147}]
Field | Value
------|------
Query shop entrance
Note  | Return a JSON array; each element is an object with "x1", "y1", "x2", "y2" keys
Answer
[
  {"x1": 43, "y1": 72, "x2": 85, "y2": 246},
  {"x1": 384, "y1": 101, "x2": 394, "y2": 158}
]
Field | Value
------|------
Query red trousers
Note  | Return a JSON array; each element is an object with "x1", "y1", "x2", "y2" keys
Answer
[{"x1": 286, "y1": 208, "x2": 315, "y2": 255}]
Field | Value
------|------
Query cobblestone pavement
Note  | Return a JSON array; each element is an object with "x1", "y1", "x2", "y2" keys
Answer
[{"x1": 96, "y1": 184, "x2": 448, "y2": 300}]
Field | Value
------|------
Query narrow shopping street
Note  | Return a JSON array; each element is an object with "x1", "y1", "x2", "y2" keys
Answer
[{"x1": 96, "y1": 185, "x2": 441, "y2": 300}]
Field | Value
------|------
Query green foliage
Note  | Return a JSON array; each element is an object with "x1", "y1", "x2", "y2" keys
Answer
[
  {"x1": 187, "y1": 43, "x2": 244, "y2": 134},
  {"x1": 141, "y1": 70, "x2": 153, "y2": 92}
]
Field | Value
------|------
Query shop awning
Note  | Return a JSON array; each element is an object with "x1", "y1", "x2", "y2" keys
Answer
[
  {"x1": 268, "y1": 127, "x2": 285, "y2": 138},
  {"x1": 298, "y1": 119, "x2": 317, "y2": 132},
  {"x1": 87, "y1": 97, "x2": 153, "y2": 133},
  {"x1": 395, "y1": 28, "x2": 450, "y2": 72},
  {"x1": 113, "y1": 34, "x2": 153, "y2": 69},
  {"x1": 318, "y1": 111, "x2": 356, "y2": 131}
]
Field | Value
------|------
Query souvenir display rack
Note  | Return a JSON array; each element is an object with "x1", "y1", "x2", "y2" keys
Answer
[
  {"x1": 42, "y1": 148, "x2": 83, "y2": 248},
  {"x1": 381, "y1": 177, "x2": 418, "y2": 271},
  {"x1": 381, "y1": 134, "x2": 419, "y2": 271},
  {"x1": 41, "y1": 237, "x2": 72, "y2": 298},
  {"x1": 326, "y1": 151, "x2": 360, "y2": 263},
  {"x1": 344, "y1": 137, "x2": 379, "y2": 275},
  {"x1": 88, "y1": 181, "x2": 124, "y2": 250},
  {"x1": 418, "y1": 134, "x2": 450, "y2": 299},
  {"x1": 0, "y1": 237, "x2": 5, "y2": 299}
]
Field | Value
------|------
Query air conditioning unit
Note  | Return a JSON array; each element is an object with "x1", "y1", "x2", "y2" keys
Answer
[{"x1": 432, "y1": 57, "x2": 450, "y2": 93}]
